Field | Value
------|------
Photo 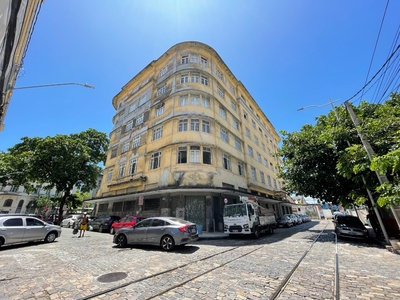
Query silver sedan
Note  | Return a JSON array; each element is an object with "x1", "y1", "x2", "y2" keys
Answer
[
  {"x1": 0, "y1": 214, "x2": 62, "y2": 247},
  {"x1": 113, "y1": 217, "x2": 199, "y2": 251}
]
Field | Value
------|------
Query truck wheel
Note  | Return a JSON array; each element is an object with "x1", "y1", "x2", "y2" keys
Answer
[
  {"x1": 268, "y1": 226, "x2": 274, "y2": 235},
  {"x1": 253, "y1": 226, "x2": 260, "y2": 239}
]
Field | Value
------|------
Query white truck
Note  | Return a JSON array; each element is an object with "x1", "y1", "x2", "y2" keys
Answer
[{"x1": 223, "y1": 196, "x2": 276, "y2": 238}]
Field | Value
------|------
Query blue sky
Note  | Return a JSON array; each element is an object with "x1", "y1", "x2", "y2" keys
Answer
[{"x1": 1, "y1": 0, "x2": 399, "y2": 153}]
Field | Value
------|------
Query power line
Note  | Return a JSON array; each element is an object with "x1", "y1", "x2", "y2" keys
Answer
[{"x1": 359, "y1": 0, "x2": 390, "y2": 103}]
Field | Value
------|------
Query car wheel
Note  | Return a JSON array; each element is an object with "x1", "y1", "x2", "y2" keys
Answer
[
  {"x1": 116, "y1": 234, "x2": 127, "y2": 248},
  {"x1": 0, "y1": 237, "x2": 4, "y2": 247},
  {"x1": 45, "y1": 232, "x2": 57, "y2": 243},
  {"x1": 253, "y1": 226, "x2": 260, "y2": 239},
  {"x1": 160, "y1": 235, "x2": 175, "y2": 251},
  {"x1": 110, "y1": 227, "x2": 115, "y2": 235},
  {"x1": 268, "y1": 226, "x2": 274, "y2": 235},
  {"x1": 99, "y1": 225, "x2": 104, "y2": 233}
]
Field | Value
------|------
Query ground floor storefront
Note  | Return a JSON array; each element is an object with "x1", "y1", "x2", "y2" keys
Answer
[{"x1": 87, "y1": 188, "x2": 293, "y2": 232}]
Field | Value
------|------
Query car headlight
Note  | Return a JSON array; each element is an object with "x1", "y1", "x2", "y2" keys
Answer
[{"x1": 243, "y1": 224, "x2": 249, "y2": 229}]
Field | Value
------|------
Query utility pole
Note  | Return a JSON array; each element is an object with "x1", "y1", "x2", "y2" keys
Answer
[
  {"x1": 328, "y1": 99, "x2": 391, "y2": 244},
  {"x1": 344, "y1": 100, "x2": 400, "y2": 234}
]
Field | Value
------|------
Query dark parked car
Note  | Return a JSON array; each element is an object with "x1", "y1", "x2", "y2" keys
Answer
[
  {"x1": 90, "y1": 214, "x2": 120, "y2": 233},
  {"x1": 113, "y1": 217, "x2": 199, "y2": 251},
  {"x1": 333, "y1": 215, "x2": 369, "y2": 240}
]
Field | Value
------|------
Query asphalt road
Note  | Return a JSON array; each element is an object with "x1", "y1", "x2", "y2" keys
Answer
[{"x1": 0, "y1": 220, "x2": 399, "y2": 300}]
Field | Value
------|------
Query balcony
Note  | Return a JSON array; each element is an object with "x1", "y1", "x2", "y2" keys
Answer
[{"x1": 107, "y1": 172, "x2": 147, "y2": 188}]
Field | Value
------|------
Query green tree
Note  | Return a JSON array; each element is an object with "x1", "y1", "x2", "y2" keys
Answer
[
  {"x1": 0, "y1": 128, "x2": 109, "y2": 219},
  {"x1": 278, "y1": 93, "x2": 400, "y2": 208}
]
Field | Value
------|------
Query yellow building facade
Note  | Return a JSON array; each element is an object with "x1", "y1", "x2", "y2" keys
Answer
[{"x1": 91, "y1": 42, "x2": 292, "y2": 231}]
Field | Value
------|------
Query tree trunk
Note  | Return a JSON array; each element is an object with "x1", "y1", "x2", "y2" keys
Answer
[{"x1": 58, "y1": 192, "x2": 70, "y2": 224}]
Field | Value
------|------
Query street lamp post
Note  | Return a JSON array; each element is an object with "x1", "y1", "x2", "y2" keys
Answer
[{"x1": 298, "y1": 99, "x2": 391, "y2": 244}]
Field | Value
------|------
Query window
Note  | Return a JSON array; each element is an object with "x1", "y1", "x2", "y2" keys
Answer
[
  {"x1": 115, "y1": 129, "x2": 121, "y2": 139},
  {"x1": 274, "y1": 179, "x2": 277, "y2": 189},
  {"x1": 157, "y1": 85, "x2": 166, "y2": 96},
  {"x1": 132, "y1": 136, "x2": 141, "y2": 148},
  {"x1": 217, "y1": 86, "x2": 224, "y2": 98},
  {"x1": 181, "y1": 55, "x2": 189, "y2": 64},
  {"x1": 229, "y1": 84, "x2": 235, "y2": 95},
  {"x1": 122, "y1": 142, "x2": 130, "y2": 153},
  {"x1": 255, "y1": 136, "x2": 260, "y2": 146},
  {"x1": 203, "y1": 147, "x2": 211, "y2": 164},
  {"x1": 235, "y1": 137, "x2": 242, "y2": 151},
  {"x1": 3, "y1": 199, "x2": 13, "y2": 207},
  {"x1": 190, "y1": 55, "x2": 198, "y2": 63},
  {"x1": 153, "y1": 127, "x2": 163, "y2": 140},
  {"x1": 264, "y1": 158, "x2": 268, "y2": 167},
  {"x1": 245, "y1": 128, "x2": 250, "y2": 138},
  {"x1": 159, "y1": 65, "x2": 168, "y2": 77},
  {"x1": 118, "y1": 163, "x2": 126, "y2": 178},
  {"x1": 113, "y1": 202, "x2": 123, "y2": 212},
  {"x1": 216, "y1": 69, "x2": 223, "y2": 79},
  {"x1": 233, "y1": 119, "x2": 239, "y2": 130},
  {"x1": 262, "y1": 143, "x2": 266, "y2": 151},
  {"x1": 128, "y1": 159, "x2": 137, "y2": 175},
  {"x1": 129, "y1": 102, "x2": 137, "y2": 113},
  {"x1": 126, "y1": 120, "x2": 133, "y2": 131},
  {"x1": 251, "y1": 167, "x2": 256, "y2": 180},
  {"x1": 259, "y1": 128, "x2": 263, "y2": 136},
  {"x1": 3, "y1": 218, "x2": 23, "y2": 226},
  {"x1": 139, "y1": 95, "x2": 146, "y2": 106},
  {"x1": 190, "y1": 95, "x2": 200, "y2": 105},
  {"x1": 270, "y1": 162, "x2": 274, "y2": 170},
  {"x1": 191, "y1": 119, "x2": 200, "y2": 131},
  {"x1": 244, "y1": 113, "x2": 248, "y2": 120},
  {"x1": 252, "y1": 120, "x2": 256, "y2": 128},
  {"x1": 150, "y1": 152, "x2": 161, "y2": 169},
  {"x1": 201, "y1": 56, "x2": 208, "y2": 66},
  {"x1": 267, "y1": 175, "x2": 272, "y2": 186},
  {"x1": 177, "y1": 146, "x2": 187, "y2": 164},
  {"x1": 238, "y1": 162, "x2": 244, "y2": 176},
  {"x1": 219, "y1": 106, "x2": 226, "y2": 119},
  {"x1": 268, "y1": 148, "x2": 271, "y2": 155},
  {"x1": 260, "y1": 172, "x2": 265, "y2": 184},
  {"x1": 179, "y1": 96, "x2": 188, "y2": 106},
  {"x1": 191, "y1": 73, "x2": 199, "y2": 83},
  {"x1": 248, "y1": 146, "x2": 253, "y2": 157},
  {"x1": 190, "y1": 146, "x2": 200, "y2": 163},
  {"x1": 201, "y1": 76, "x2": 208, "y2": 86},
  {"x1": 220, "y1": 128, "x2": 229, "y2": 142},
  {"x1": 111, "y1": 148, "x2": 117, "y2": 158},
  {"x1": 202, "y1": 97, "x2": 210, "y2": 107},
  {"x1": 136, "y1": 114, "x2": 144, "y2": 125},
  {"x1": 231, "y1": 101, "x2": 237, "y2": 111},
  {"x1": 180, "y1": 74, "x2": 189, "y2": 84},
  {"x1": 222, "y1": 154, "x2": 230, "y2": 170},
  {"x1": 202, "y1": 120, "x2": 210, "y2": 133},
  {"x1": 257, "y1": 153, "x2": 261, "y2": 162},
  {"x1": 178, "y1": 119, "x2": 188, "y2": 132},
  {"x1": 155, "y1": 104, "x2": 164, "y2": 117}
]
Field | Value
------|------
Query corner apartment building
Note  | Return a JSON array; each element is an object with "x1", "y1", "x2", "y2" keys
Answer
[{"x1": 91, "y1": 41, "x2": 292, "y2": 232}]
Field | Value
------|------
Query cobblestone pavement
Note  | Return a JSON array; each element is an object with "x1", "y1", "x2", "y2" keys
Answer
[{"x1": 0, "y1": 221, "x2": 399, "y2": 300}]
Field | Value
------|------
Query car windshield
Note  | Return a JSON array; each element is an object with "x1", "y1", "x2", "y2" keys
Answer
[
  {"x1": 224, "y1": 204, "x2": 247, "y2": 217},
  {"x1": 337, "y1": 217, "x2": 364, "y2": 228}
]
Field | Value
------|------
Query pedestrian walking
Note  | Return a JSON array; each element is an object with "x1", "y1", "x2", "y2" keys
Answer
[{"x1": 78, "y1": 212, "x2": 89, "y2": 238}]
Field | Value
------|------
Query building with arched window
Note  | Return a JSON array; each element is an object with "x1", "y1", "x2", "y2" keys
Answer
[{"x1": 90, "y1": 42, "x2": 292, "y2": 232}]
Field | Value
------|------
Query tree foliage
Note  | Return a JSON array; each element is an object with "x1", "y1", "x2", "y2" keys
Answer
[
  {"x1": 278, "y1": 93, "x2": 400, "y2": 208},
  {"x1": 0, "y1": 128, "x2": 109, "y2": 218}
]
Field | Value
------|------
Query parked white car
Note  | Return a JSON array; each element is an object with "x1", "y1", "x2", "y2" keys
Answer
[{"x1": 60, "y1": 214, "x2": 81, "y2": 228}]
